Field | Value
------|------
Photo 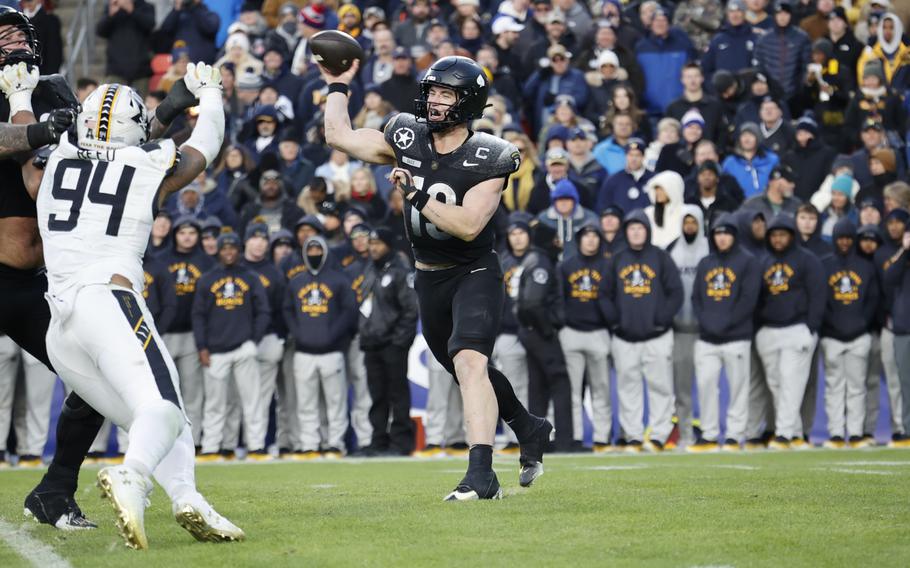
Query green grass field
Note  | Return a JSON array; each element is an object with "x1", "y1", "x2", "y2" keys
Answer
[{"x1": 1, "y1": 449, "x2": 909, "y2": 567}]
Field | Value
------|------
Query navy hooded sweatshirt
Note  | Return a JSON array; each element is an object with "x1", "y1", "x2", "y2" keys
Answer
[
  {"x1": 143, "y1": 257, "x2": 177, "y2": 335},
  {"x1": 283, "y1": 236, "x2": 357, "y2": 354},
  {"x1": 192, "y1": 263, "x2": 271, "y2": 354},
  {"x1": 692, "y1": 213, "x2": 761, "y2": 344},
  {"x1": 160, "y1": 216, "x2": 216, "y2": 333},
  {"x1": 821, "y1": 218, "x2": 880, "y2": 341},
  {"x1": 609, "y1": 210, "x2": 684, "y2": 342},
  {"x1": 758, "y1": 214, "x2": 826, "y2": 332},
  {"x1": 558, "y1": 224, "x2": 616, "y2": 331},
  {"x1": 242, "y1": 256, "x2": 287, "y2": 338},
  {"x1": 500, "y1": 239, "x2": 526, "y2": 335},
  {"x1": 884, "y1": 246, "x2": 910, "y2": 335},
  {"x1": 733, "y1": 208, "x2": 767, "y2": 259}
]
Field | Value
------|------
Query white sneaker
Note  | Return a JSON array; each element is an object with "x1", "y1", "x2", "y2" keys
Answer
[
  {"x1": 173, "y1": 493, "x2": 245, "y2": 543},
  {"x1": 97, "y1": 465, "x2": 152, "y2": 550}
]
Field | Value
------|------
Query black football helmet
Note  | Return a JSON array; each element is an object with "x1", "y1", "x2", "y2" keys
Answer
[
  {"x1": 0, "y1": 6, "x2": 40, "y2": 67},
  {"x1": 414, "y1": 56, "x2": 489, "y2": 132}
]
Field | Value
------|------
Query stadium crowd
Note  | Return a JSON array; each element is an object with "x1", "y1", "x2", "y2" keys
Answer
[{"x1": 3, "y1": 0, "x2": 910, "y2": 465}]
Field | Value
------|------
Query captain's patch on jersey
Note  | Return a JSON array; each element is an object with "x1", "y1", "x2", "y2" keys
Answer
[
  {"x1": 532, "y1": 267, "x2": 548, "y2": 285},
  {"x1": 393, "y1": 127, "x2": 415, "y2": 150}
]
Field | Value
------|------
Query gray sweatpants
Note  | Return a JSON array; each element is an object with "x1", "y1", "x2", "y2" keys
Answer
[
  {"x1": 893, "y1": 334, "x2": 910, "y2": 435},
  {"x1": 821, "y1": 334, "x2": 871, "y2": 439},
  {"x1": 345, "y1": 335, "x2": 373, "y2": 448},
  {"x1": 672, "y1": 330, "x2": 697, "y2": 444},
  {"x1": 881, "y1": 328, "x2": 904, "y2": 435},
  {"x1": 201, "y1": 341, "x2": 264, "y2": 453},
  {"x1": 559, "y1": 327, "x2": 611, "y2": 445},
  {"x1": 164, "y1": 331, "x2": 205, "y2": 444},
  {"x1": 746, "y1": 344, "x2": 775, "y2": 439},
  {"x1": 294, "y1": 351, "x2": 347, "y2": 451},
  {"x1": 14, "y1": 351, "x2": 56, "y2": 456},
  {"x1": 0, "y1": 336, "x2": 18, "y2": 454},
  {"x1": 695, "y1": 339, "x2": 751, "y2": 442},
  {"x1": 423, "y1": 352, "x2": 465, "y2": 447},
  {"x1": 491, "y1": 333, "x2": 528, "y2": 445},
  {"x1": 275, "y1": 340, "x2": 300, "y2": 450},
  {"x1": 864, "y1": 332, "x2": 883, "y2": 435},
  {"x1": 755, "y1": 324, "x2": 816, "y2": 440},
  {"x1": 613, "y1": 331, "x2": 675, "y2": 444}
]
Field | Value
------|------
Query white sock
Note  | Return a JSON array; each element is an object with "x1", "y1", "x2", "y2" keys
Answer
[
  {"x1": 125, "y1": 400, "x2": 183, "y2": 478},
  {"x1": 154, "y1": 424, "x2": 198, "y2": 505}
]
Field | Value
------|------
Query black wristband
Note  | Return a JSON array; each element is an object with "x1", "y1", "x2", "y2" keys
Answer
[
  {"x1": 328, "y1": 82, "x2": 350, "y2": 96},
  {"x1": 26, "y1": 122, "x2": 55, "y2": 149},
  {"x1": 407, "y1": 189, "x2": 430, "y2": 211},
  {"x1": 155, "y1": 98, "x2": 181, "y2": 126}
]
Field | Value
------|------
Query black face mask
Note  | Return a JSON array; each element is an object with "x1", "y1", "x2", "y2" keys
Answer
[
  {"x1": 684, "y1": 231, "x2": 698, "y2": 244},
  {"x1": 282, "y1": 21, "x2": 296, "y2": 34},
  {"x1": 307, "y1": 254, "x2": 323, "y2": 268}
]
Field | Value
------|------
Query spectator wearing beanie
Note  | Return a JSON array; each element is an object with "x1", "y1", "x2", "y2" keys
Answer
[
  {"x1": 528, "y1": 148, "x2": 571, "y2": 215},
  {"x1": 722, "y1": 122, "x2": 780, "y2": 199},
  {"x1": 843, "y1": 59, "x2": 906, "y2": 147},
  {"x1": 742, "y1": 165, "x2": 801, "y2": 220},
  {"x1": 243, "y1": 105, "x2": 282, "y2": 164},
  {"x1": 200, "y1": 216, "x2": 223, "y2": 257},
  {"x1": 277, "y1": 127, "x2": 315, "y2": 195},
  {"x1": 800, "y1": 38, "x2": 852, "y2": 145},
  {"x1": 599, "y1": 205, "x2": 628, "y2": 259},
  {"x1": 753, "y1": 1, "x2": 812, "y2": 101},
  {"x1": 536, "y1": 178, "x2": 598, "y2": 258},
  {"x1": 826, "y1": 7, "x2": 863, "y2": 84},
  {"x1": 523, "y1": 8, "x2": 579, "y2": 82},
  {"x1": 820, "y1": 218, "x2": 880, "y2": 448},
  {"x1": 656, "y1": 109, "x2": 702, "y2": 177},
  {"x1": 665, "y1": 63, "x2": 727, "y2": 145},
  {"x1": 159, "y1": 0, "x2": 220, "y2": 64},
  {"x1": 820, "y1": 174, "x2": 859, "y2": 240},
  {"x1": 684, "y1": 140, "x2": 745, "y2": 205},
  {"x1": 702, "y1": 0, "x2": 758, "y2": 84},
  {"x1": 261, "y1": 45, "x2": 304, "y2": 102},
  {"x1": 758, "y1": 97, "x2": 795, "y2": 156},
  {"x1": 732, "y1": 71, "x2": 792, "y2": 129},
  {"x1": 216, "y1": 32, "x2": 263, "y2": 77},
  {"x1": 635, "y1": 8, "x2": 696, "y2": 118},
  {"x1": 566, "y1": 127, "x2": 607, "y2": 210},
  {"x1": 685, "y1": 160, "x2": 740, "y2": 230},
  {"x1": 782, "y1": 115, "x2": 837, "y2": 202},
  {"x1": 193, "y1": 232, "x2": 271, "y2": 460},
  {"x1": 596, "y1": 138, "x2": 653, "y2": 217},
  {"x1": 291, "y1": 4, "x2": 328, "y2": 74}
]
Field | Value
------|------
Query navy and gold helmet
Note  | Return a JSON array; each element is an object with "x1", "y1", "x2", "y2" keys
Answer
[
  {"x1": 414, "y1": 56, "x2": 489, "y2": 133},
  {"x1": 0, "y1": 7, "x2": 41, "y2": 67}
]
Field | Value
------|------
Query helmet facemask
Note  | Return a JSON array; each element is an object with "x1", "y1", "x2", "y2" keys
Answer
[{"x1": 0, "y1": 15, "x2": 40, "y2": 67}]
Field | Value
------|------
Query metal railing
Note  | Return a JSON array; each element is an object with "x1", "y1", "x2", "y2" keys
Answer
[{"x1": 61, "y1": 0, "x2": 97, "y2": 80}]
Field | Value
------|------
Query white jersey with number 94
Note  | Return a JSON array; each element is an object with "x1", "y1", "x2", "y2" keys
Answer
[{"x1": 37, "y1": 133, "x2": 178, "y2": 297}]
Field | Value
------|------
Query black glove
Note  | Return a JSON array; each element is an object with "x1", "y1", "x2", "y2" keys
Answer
[
  {"x1": 26, "y1": 108, "x2": 76, "y2": 148},
  {"x1": 36, "y1": 74, "x2": 81, "y2": 112},
  {"x1": 154, "y1": 79, "x2": 198, "y2": 126}
]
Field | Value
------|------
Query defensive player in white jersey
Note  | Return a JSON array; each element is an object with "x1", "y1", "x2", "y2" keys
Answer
[{"x1": 26, "y1": 63, "x2": 242, "y2": 550}]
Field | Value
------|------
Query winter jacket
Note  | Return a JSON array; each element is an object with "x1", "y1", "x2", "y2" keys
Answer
[
  {"x1": 282, "y1": 236, "x2": 357, "y2": 353},
  {"x1": 143, "y1": 257, "x2": 177, "y2": 335},
  {"x1": 96, "y1": 0, "x2": 155, "y2": 81},
  {"x1": 596, "y1": 168, "x2": 654, "y2": 216},
  {"x1": 592, "y1": 136, "x2": 630, "y2": 176},
  {"x1": 781, "y1": 138, "x2": 838, "y2": 202},
  {"x1": 192, "y1": 264, "x2": 271, "y2": 353},
  {"x1": 668, "y1": 205, "x2": 710, "y2": 333},
  {"x1": 358, "y1": 253, "x2": 418, "y2": 351},
  {"x1": 821, "y1": 219, "x2": 880, "y2": 341},
  {"x1": 753, "y1": 24, "x2": 812, "y2": 99},
  {"x1": 635, "y1": 28, "x2": 696, "y2": 116},
  {"x1": 644, "y1": 171, "x2": 686, "y2": 249},
  {"x1": 692, "y1": 213, "x2": 761, "y2": 344},
  {"x1": 523, "y1": 67, "x2": 591, "y2": 132},
  {"x1": 855, "y1": 14, "x2": 910, "y2": 85},
  {"x1": 722, "y1": 149, "x2": 780, "y2": 199},
  {"x1": 757, "y1": 214, "x2": 826, "y2": 332},
  {"x1": 558, "y1": 226, "x2": 616, "y2": 331},
  {"x1": 701, "y1": 22, "x2": 759, "y2": 83},
  {"x1": 610, "y1": 210, "x2": 684, "y2": 341},
  {"x1": 516, "y1": 248, "x2": 564, "y2": 338},
  {"x1": 535, "y1": 180, "x2": 598, "y2": 256},
  {"x1": 159, "y1": 3, "x2": 220, "y2": 64},
  {"x1": 884, "y1": 247, "x2": 910, "y2": 335},
  {"x1": 665, "y1": 95, "x2": 727, "y2": 145}
]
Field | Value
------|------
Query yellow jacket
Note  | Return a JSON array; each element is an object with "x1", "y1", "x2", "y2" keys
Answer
[{"x1": 856, "y1": 41, "x2": 910, "y2": 85}]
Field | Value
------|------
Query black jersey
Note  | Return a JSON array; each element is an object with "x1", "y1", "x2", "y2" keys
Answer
[
  {"x1": 0, "y1": 75, "x2": 78, "y2": 219},
  {"x1": 383, "y1": 113, "x2": 520, "y2": 265}
]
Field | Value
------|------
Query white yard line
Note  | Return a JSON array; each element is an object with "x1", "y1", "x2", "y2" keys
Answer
[
  {"x1": 0, "y1": 517, "x2": 72, "y2": 568},
  {"x1": 826, "y1": 468, "x2": 895, "y2": 476},
  {"x1": 710, "y1": 465, "x2": 759, "y2": 471}
]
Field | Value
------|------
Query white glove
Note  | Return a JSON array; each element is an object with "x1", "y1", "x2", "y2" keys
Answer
[
  {"x1": 183, "y1": 62, "x2": 223, "y2": 97},
  {"x1": 0, "y1": 62, "x2": 39, "y2": 116}
]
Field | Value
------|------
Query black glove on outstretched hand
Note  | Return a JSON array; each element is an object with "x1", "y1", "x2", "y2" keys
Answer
[
  {"x1": 154, "y1": 79, "x2": 198, "y2": 126},
  {"x1": 26, "y1": 107, "x2": 76, "y2": 148}
]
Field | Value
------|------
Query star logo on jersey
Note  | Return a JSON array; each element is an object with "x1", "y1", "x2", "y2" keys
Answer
[{"x1": 393, "y1": 127, "x2": 415, "y2": 150}]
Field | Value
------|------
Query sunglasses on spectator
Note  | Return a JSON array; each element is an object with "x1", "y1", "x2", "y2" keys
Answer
[{"x1": 551, "y1": 56, "x2": 567, "y2": 63}]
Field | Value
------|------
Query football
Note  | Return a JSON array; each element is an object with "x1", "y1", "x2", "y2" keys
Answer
[{"x1": 309, "y1": 30, "x2": 365, "y2": 76}]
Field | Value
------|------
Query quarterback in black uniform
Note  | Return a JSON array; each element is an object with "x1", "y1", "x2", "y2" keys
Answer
[{"x1": 323, "y1": 55, "x2": 553, "y2": 500}]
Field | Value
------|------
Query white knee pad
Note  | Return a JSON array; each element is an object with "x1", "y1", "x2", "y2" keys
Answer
[{"x1": 133, "y1": 400, "x2": 185, "y2": 441}]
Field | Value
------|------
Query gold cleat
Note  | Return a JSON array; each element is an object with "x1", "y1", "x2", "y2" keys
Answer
[
  {"x1": 289, "y1": 450, "x2": 321, "y2": 461},
  {"x1": 16, "y1": 456, "x2": 44, "y2": 468},
  {"x1": 767, "y1": 437, "x2": 791, "y2": 451},
  {"x1": 592, "y1": 443, "x2": 612, "y2": 454},
  {"x1": 97, "y1": 466, "x2": 151, "y2": 550},
  {"x1": 686, "y1": 441, "x2": 719, "y2": 453},
  {"x1": 790, "y1": 437, "x2": 812, "y2": 451},
  {"x1": 823, "y1": 437, "x2": 846, "y2": 449},
  {"x1": 414, "y1": 445, "x2": 446, "y2": 458},
  {"x1": 195, "y1": 453, "x2": 224, "y2": 463},
  {"x1": 175, "y1": 502, "x2": 245, "y2": 543}
]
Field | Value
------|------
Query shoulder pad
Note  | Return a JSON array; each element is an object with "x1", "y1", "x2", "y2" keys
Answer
[
  {"x1": 139, "y1": 139, "x2": 180, "y2": 174},
  {"x1": 468, "y1": 133, "x2": 520, "y2": 178},
  {"x1": 384, "y1": 113, "x2": 424, "y2": 152}
]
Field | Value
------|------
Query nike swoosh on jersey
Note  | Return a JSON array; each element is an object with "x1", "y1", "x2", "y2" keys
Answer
[{"x1": 463, "y1": 160, "x2": 479, "y2": 167}]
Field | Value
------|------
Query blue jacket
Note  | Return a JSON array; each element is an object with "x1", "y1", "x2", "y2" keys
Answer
[
  {"x1": 596, "y1": 169, "x2": 654, "y2": 215},
  {"x1": 692, "y1": 214, "x2": 761, "y2": 344},
  {"x1": 721, "y1": 150, "x2": 779, "y2": 199},
  {"x1": 635, "y1": 28, "x2": 695, "y2": 116},
  {"x1": 757, "y1": 215, "x2": 826, "y2": 332},
  {"x1": 159, "y1": 3, "x2": 220, "y2": 64},
  {"x1": 753, "y1": 24, "x2": 812, "y2": 99},
  {"x1": 702, "y1": 22, "x2": 759, "y2": 83},
  {"x1": 192, "y1": 264, "x2": 271, "y2": 354},
  {"x1": 523, "y1": 67, "x2": 590, "y2": 132},
  {"x1": 592, "y1": 137, "x2": 628, "y2": 176},
  {"x1": 282, "y1": 237, "x2": 357, "y2": 354},
  {"x1": 609, "y1": 210, "x2": 684, "y2": 341},
  {"x1": 211, "y1": 0, "x2": 241, "y2": 48}
]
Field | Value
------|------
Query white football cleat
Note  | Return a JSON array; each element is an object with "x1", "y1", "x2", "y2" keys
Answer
[
  {"x1": 173, "y1": 493, "x2": 245, "y2": 543},
  {"x1": 97, "y1": 465, "x2": 152, "y2": 550}
]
